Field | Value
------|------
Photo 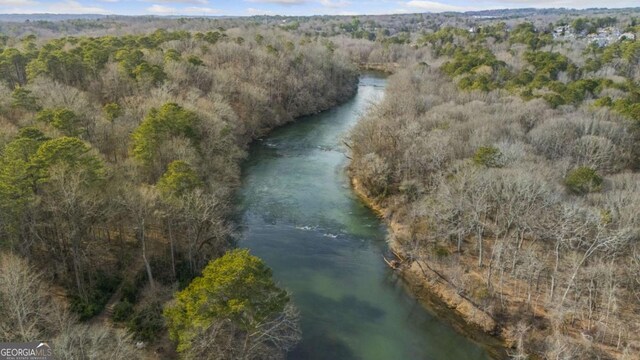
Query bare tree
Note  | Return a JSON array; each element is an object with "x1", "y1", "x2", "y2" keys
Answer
[
  {"x1": 0, "y1": 252, "x2": 139, "y2": 357},
  {"x1": 38, "y1": 166, "x2": 106, "y2": 299},
  {"x1": 176, "y1": 189, "x2": 230, "y2": 274},
  {"x1": 0, "y1": 252, "x2": 65, "y2": 341},
  {"x1": 119, "y1": 185, "x2": 159, "y2": 289},
  {"x1": 53, "y1": 323, "x2": 139, "y2": 360},
  {"x1": 186, "y1": 303, "x2": 301, "y2": 360}
]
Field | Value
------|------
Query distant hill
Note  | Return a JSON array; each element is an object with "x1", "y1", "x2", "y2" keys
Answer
[
  {"x1": 0, "y1": 14, "x2": 108, "y2": 22},
  {"x1": 1, "y1": 8, "x2": 640, "y2": 23},
  {"x1": 463, "y1": 7, "x2": 640, "y2": 18}
]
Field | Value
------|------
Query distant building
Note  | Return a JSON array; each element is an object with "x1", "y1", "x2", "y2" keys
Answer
[
  {"x1": 553, "y1": 25, "x2": 573, "y2": 39},
  {"x1": 578, "y1": 26, "x2": 625, "y2": 47},
  {"x1": 619, "y1": 32, "x2": 636, "y2": 41}
]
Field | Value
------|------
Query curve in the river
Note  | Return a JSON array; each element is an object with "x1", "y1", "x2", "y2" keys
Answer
[{"x1": 239, "y1": 75, "x2": 490, "y2": 360}]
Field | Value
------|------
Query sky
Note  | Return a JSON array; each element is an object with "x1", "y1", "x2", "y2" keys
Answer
[{"x1": 0, "y1": 0, "x2": 638, "y2": 17}]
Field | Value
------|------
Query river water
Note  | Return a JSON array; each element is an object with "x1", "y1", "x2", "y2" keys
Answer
[{"x1": 238, "y1": 75, "x2": 490, "y2": 360}]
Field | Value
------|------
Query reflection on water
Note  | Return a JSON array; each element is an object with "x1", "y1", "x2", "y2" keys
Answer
[{"x1": 239, "y1": 75, "x2": 489, "y2": 360}]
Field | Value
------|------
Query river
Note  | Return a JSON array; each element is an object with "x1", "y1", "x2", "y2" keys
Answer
[{"x1": 238, "y1": 74, "x2": 490, "y2": 360}]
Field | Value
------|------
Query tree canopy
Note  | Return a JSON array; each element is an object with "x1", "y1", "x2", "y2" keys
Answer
[
  {"x1": 164, "y1": 249, "x2": 291, "y2": 354},
  {"x1": 30, "y1": 136, "x2": 104, "y2": 185},
  {"x1": 157, "y1": 160, "x2": 203, "y2": 199},
  {"x1": 131, "y1": 103, "x2": 200, "y2": 166}
]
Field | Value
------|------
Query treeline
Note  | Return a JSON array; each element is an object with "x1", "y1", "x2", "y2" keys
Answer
[
  {"x1": 350, "y1": 49, "x2": 639, "y2": 360},
  {"x1": 418, "y1": 21, "x2": 640, "y2": 121},
  {"x1": 0, "y1": 25, "x2": 357, "y2": 358}
]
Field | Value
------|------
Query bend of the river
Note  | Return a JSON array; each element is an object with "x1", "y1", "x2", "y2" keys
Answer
[{"x1": 238, "y1": 74, "x2": 490, "y2": 360}]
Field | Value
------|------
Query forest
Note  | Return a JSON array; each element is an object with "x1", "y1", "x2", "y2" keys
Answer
[
  {"x1": 0, "y1": 7, "x2": 639, "y2": 359},
  {"x1": 349, "y1": 9, "x2": 640, "y2": 360},
  {"x1": 0, "y1": 19, "x2": 356, "y2": 359}
]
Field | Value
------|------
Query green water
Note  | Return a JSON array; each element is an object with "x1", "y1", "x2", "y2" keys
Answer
[{"x1": 239, "y1": 75, "x2": 490, "y2": 360}]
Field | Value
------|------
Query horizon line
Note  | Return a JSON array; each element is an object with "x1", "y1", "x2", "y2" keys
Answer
[{"x1": 1, "y1": 7, "x2": 640, "y2": 18}]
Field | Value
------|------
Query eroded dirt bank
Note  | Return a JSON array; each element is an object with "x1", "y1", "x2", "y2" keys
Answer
[{"x1": 351, "y1": 177, "x2": 509, "y2": 359}]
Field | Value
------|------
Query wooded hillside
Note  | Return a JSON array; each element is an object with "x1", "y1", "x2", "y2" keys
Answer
[
  {"x1": 0, "y1": 24, "x2": 357, "y2": 358},
  {"x1": 350, "y1": 16, "x2": 640, "y2": 359}
]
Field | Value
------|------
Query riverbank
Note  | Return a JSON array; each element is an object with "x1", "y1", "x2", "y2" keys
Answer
[
  {"x1": 350, "y1": 177, "x2": 509, "y2": 359},
  {"x1": 347, "y1": 56, "x2": 640, "y2": 360}
]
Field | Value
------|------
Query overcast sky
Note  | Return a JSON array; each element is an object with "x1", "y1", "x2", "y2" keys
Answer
[{"x1": 0, "y1": 0, "x2": 637, "y2": 16}]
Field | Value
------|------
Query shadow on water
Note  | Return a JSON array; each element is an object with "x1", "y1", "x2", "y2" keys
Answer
[
  {"x1": 289, "y1": 330, "x2": 358, "y2": 360},
  {"x1": 296, "y1": 292, "x2": 387, "y2": 327}
]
